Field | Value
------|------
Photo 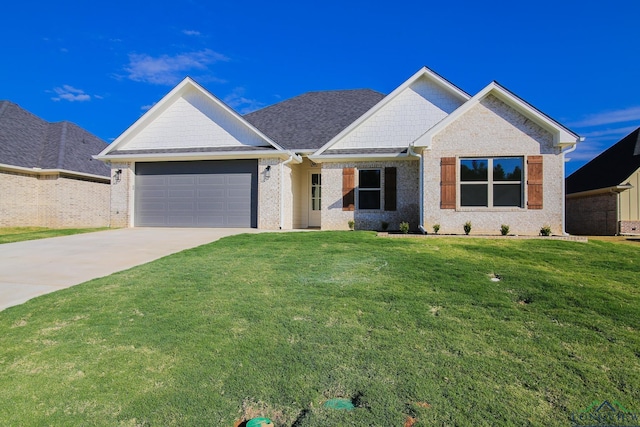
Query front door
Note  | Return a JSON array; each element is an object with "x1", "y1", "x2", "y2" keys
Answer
[{"x1": 308, "y1": 172, "x2": 321, "y2": 227}]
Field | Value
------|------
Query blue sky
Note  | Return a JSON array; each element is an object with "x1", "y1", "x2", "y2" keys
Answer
[{"x1": 1, "y1": 0, "x2": 639, "y2": 175}]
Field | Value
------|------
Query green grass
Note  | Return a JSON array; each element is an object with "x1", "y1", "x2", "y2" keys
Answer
[
  {"x1": 0, "y1": 227, "x2": 108, "y2": 244},
  {"x1": 0, "y1": 232, "x2": 638, "y2": 426}
]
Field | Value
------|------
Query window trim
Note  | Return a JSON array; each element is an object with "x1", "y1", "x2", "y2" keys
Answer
[
  {"x1": 357, "y1": 168, "x2": 382, "y2": 210},
  {"x1": 458, "y1": 157, "x2": 524, "y2": 209}
]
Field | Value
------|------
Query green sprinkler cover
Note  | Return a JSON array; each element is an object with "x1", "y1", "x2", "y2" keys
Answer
[
  {"x1": 246, "y1": 417, "x2": 273, "y2": 427},
  {"x1": 324, "y1": 398, "x2": 355, "y2": 410}
]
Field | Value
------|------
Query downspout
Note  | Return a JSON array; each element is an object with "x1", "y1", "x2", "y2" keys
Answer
[
  {"x1": 280, "y1": 153, "x2": 295, "y2": 229},
  {"x1": 562, "y1": 141, "x2": 580, "y2": 235},
  {"x1": 408, "y1": 144, "x2": 426, "y2": 234}
]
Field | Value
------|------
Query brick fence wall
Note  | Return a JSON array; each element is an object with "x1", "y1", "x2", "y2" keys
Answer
[
  {"x1": 566, "y1": 193, "x2": 618, "y2": 235},
  {"x1": 0, "y1": 170, "x2": 110, "y2": 228}
]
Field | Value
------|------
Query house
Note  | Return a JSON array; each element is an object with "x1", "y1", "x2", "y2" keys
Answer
[
  {"x1": 95, "y1": 67, "x2": 581, "y2": 235},
  {"x1": 0, "y1": 101, "x2": 110, "y2": 228},
  {"x1": 566, "y1": 127, "x2": 640, "y2": 235}
]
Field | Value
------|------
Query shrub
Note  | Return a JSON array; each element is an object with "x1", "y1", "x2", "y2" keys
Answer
[
  {"x1": 500, "y1": 224, "x2": 510, "y2": 236},
  {"x1": 381, "y1": 221, "x2": 389, "y2": 231},
  {"x1": 463, "y1": 221, "x2": 472, "y2": 235},
  {"x1": 432, "y1": 224, "x2": 440, "y2": 234},
  {"x1": 540, "y1": 225, "x2": 552, "y2": 236},
  {"x1": 348, "y1": 220, "x2": 355, "y2": 231},
  {"x1": 399, "y1": 221, "x2": 410, "y2": 234}
]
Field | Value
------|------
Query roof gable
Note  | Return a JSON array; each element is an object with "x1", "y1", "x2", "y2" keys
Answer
[
  {"x1": 566, "y1": 127, "x2": 640, "y2": 194},
  {"x1": 244, "y1": 89, "x2": 385, "y2": 151},
  {"x1": 100, "y1": 78, "x2": 284, "y2": 157},
  {"x1": 414, "y1": 81, "x2": 580, "y2": 148},
  {"x1": 0, "y1": 101, "x2": 109, "y2": 177},
  {"x1": 313, "y1": 67, "x2": 470, "y2": 156}
]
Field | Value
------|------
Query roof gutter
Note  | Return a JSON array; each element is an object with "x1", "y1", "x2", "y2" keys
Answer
[{"x1": 408, "y1": 144, "x2": 426, "y2": 234}]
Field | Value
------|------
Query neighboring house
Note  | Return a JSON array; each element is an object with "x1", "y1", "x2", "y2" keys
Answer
[
  {"x1": 0, "y1": 101, "x2": 110, "y2": 228},
  {"x1": 566, "y1": 127, "x2": 640, "y2": 235},
  {"x1": 95, "y1": 67, "x2": 581, "y2": 235}
]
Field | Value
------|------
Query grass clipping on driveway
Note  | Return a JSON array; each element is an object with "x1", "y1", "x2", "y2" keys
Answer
[{"x1": 0, "y1": 232, "x2": 638, "y2": 426}]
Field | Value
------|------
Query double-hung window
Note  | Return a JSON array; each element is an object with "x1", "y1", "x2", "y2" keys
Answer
[
  {"x1": 358, "y1": 169, "x2": 381, "y2": 210},
  {"x1": 460, "y1": 157, "x2": 523, "y2": 208}
]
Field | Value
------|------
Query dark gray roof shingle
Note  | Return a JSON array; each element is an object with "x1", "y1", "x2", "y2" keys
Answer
[
  {"x1": 0, "y1": 101, "x2": 110, "y2": 177},
  {"x1": 244, "y1": 89, "x2": 385, "y2": 151},
  {"x1": 566, "y1": 127, "x2": 640, "y2": 194}
]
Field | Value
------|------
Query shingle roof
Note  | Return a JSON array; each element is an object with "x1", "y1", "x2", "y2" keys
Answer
[
  {"x1": 566, "y1": 127, "x2": 640, "y2": 194},
  {"x1": 243, "y1": 89, "x2": 385, "y2": 151},
  {"x1": 0, "y1": 100, "x2": 110, "y2": 177}
]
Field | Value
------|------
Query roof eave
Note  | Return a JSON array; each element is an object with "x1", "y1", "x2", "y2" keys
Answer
[
  {"x1": 0, "y1": 162, "x2": 110, "y2": 182},
  {"x1": 308, "y1": 152, "x2": 414, "y2": 163},
  {"x1": 94, "y1": 150, "x2": 299, "y2": 163},
  {"x1": 566, "y1": 184, "x2": 634, "y2": 198}
]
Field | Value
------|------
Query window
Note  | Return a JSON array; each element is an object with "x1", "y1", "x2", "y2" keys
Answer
[
  {"x1": 358, "y1": 169, "x2": 381, "y2": 209},
  {"x1": 460, "y1": 157, "x2": 523, "y2": 208}
]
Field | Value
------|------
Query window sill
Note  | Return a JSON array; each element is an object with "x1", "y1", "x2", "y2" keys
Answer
[{"x1": 456, "y1": 207, "x2": 525, "y2": 212}]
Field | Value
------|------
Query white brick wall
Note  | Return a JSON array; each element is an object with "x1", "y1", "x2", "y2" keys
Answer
[
  {"x1": 257, "y1": 158, "x2": 283, "y2": 229},
  {"x1": 109, "y1": 162, "x2": 133, "y2": 228},
  {"x1": 332, "y1": 76, "x2": 464, "y2": 149},
  {"x1": 320, "y1": 160, "x2": 420, "y2": 231},
  {"x1": 424, "y1": 94, "x2": 563, "y2": 236},
  {"x1": 121, "y1": 87, "x2": 267, "y2": 150},
  {"x1": 1, "y1": 170, "x2": 109, "y2": 228}
]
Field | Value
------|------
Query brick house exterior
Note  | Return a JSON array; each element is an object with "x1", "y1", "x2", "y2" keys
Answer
[
  {"x1": 566, "y1": 127, "x2": 640, "y2": 235},
  {"x1": 96, "y1": 67, "x2": 581, "y2": 235},
  {"x1": 0, "y1": 101, "x2": 110, "y2": 228}
]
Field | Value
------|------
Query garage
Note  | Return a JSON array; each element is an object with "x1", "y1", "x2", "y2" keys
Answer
[{"x1": 134, "y1": 160, "x2": 258, "y2": 227}]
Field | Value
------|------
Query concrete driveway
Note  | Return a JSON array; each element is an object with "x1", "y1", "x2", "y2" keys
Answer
[{"x1": 0, "y1": 228, "x2": 260, "y2": 311}]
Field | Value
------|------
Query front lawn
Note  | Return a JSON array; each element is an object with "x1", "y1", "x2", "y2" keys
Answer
[
  {"x1": 0, "y1": 227, "x2": 108, "y2": 244},
  {"x1": 0, "y1": 232, "x2": 638, "y2": 426}
]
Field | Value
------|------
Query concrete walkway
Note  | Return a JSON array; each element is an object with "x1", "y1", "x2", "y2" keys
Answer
[{"x1": 0, "y1": 228, "x2": 260, "y2": 311}]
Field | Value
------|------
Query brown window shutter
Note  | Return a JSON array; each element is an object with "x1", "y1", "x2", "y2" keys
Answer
[
  {"x1": 384, "y1": 167, "x2": 397, "y2": 211},
  {"x1": 342, "y1": 167, "x2": 355, "y2": 211},
  {"x1": 440, "y1": 157, "x2": 456, "y2": 209},
  {"x1": 527, "y1": 156, "x2": 543, "y2": 209}
]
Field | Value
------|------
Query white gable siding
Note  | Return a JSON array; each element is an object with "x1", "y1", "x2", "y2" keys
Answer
[
  {"x1": 331, "y1": 76, "x2": 463, "y2": 150},
  {"x1": 120, "y1": 87, "x2": 267, "y2": 150}
]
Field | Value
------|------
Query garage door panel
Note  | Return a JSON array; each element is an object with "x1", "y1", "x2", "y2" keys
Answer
[
  {"x1": 142, "y1": 215, "x2": 169, "y2": 226},
  {"x1": 135, "y1": 160, "x2": 257, "y2": 228},
  {"x1": 227, "y1": 174, "x2": 251, "y2": 184},
  {"x1": 167, "y1": 216, "x2": 196, "y2": 226},
  {"x1": 198, "y1": 175, "x2": 226, "y2": 185},
  {"x1": 197, "y1": 216, "x2": 225, "y2": 226},
  {"x1": 168, "y1": 201, "x2": 196, "y2": 211},
  {"x1": 139, "y1": 190, "x2": 167, "y2": 199},
  {"x1": 139, "y1": 201, "x2": 166, "y2": 210},
  {"x1": 140, "y1": 176, "x2": 168, "y2": 185},
  {"x1": 169, "y1": 176, "x2": 196, "y2": 185},
  {"x1": 197, "y1": 201, "x2": 225, "y2": 210},
  {"x1": 168, "y1": 189, "x2": 196, "y2": 198},
  {"x1": 198, "y1": 188, "x2": 226, "y2": 198}
]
